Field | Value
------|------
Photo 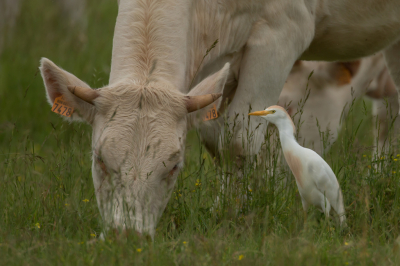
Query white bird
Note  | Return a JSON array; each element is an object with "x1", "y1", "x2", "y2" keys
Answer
[{"x1": 249, "y1": 105, "x2": 346, "y2": 226}]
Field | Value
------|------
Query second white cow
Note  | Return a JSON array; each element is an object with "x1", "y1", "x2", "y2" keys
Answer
[{"x1": 279, "y1": 54, "x2": 398, "y2": 156}]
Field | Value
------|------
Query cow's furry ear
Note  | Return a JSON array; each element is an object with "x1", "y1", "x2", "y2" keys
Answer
[
  {"x1": 39, "y1": 58, "x2": 97, "y2": 123},
  {"x1": 186, "y1": 63, "x2": 230, "y2": 127}
]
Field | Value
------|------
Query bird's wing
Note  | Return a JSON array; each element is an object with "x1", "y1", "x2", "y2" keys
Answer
[
  {"x1": 303, "y1": 149, "x2": 344, "y2": 215},
  {"x1": 302, "y1": 148, "x2": 339, "y2": 186}
]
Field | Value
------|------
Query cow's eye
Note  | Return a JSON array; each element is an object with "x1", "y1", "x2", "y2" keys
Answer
[
  {"x1": 96, "y1": 156, "x2": 109, "y2": 175},
  {"x1": 169, "y1": 164, "x2": 179, "y2": 176}
]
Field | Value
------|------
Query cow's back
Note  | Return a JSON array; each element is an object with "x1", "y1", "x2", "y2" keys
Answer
[{"x1": 302, "y1": 0, "x2": 400, "y2": 61}]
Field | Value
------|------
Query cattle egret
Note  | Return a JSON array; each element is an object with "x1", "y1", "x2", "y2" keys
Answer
[{"x1": 249, "y1": 106, "x2": 346, "y2": 226}]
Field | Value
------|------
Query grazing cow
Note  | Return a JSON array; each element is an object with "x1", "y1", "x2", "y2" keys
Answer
[
  {"x1": 278, "y1": 59, "x2": 362, "y2": 155},
  {"x1": 40, "y1": 0, "x2": 400, "y2": 237},
  {"x1": 279, "y1": 54, "x2": 398, "y2": 156}
]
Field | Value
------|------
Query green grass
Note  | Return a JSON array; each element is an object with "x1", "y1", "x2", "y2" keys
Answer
[{"x1": 1, "y1": 1, "x2": 400, "y2": 265}]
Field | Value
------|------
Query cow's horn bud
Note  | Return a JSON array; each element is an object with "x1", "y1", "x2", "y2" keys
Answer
[
  {"x1": 67, "y1": 85, "x2": 99, "y2": 105},
  {"x1": 185, "y1": 93, "x2": 222, "y2": 113}
]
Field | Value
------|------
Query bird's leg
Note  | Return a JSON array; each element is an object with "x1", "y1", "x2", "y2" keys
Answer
[
  {"x1": 303, "y1": 210, "x2": 308, "y2": 227},
  {"x1": 301, "y1": 199, "x2": 309, "y2": 226}
]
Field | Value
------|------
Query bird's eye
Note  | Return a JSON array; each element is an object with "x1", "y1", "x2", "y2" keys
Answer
[{"x1": 271, "y1": 110, "x2": 276, "y2": 114}]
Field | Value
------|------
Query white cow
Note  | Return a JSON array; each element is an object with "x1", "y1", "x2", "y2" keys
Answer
[
  {"x1": 279, "y1": 54, "x2": 398, "y2": 156},
  {"x1": 40, "y1": 0, "x2": 400, "y2": 237},
  {"x1": 278, "y1": 59, "x2": 362, "y2": 155}
]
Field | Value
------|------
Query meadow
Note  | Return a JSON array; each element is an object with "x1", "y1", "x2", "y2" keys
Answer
[{"x1": 1, "y1": 1, "x2": 400, "y2": 265}]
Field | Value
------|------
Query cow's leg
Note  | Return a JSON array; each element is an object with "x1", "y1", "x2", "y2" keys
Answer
[
  {"x1": 372, "y1": 96, "x2": 400, "y2": 155},
  {"x1": 223, "y1": 21, "x2": 315, "y2": 163},
  {"x1": 384, "y1": 40, "x2": 400, "y2": 114}
]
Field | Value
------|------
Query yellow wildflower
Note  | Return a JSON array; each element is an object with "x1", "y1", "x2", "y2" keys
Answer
[
  {"x1": 35, "y1": 223, "x2": 40, "y2": 229},
  {"x1": 248, "y1": 188, "x2": 252, "y2": 192},
  {"x1": 397, "y1": 154, "x2": 400, "y2": 157},
  {"x1": 393, "y1": 171, "x2": 396, "y2": 174},
  {"x1": 137, "y1": 248, "x2": 142, "y2": 253},
  {"x1": 363, "y1": 155, "x2": 366, "y2": 158},
  {"x1": 183, "y1": 241, "x2": 187, "y2": 245},
  {"x1": 395, "y1": 159, "x2": 398, "y2": 161},
  {"x1": 82, "y1": 199, "x2": 89, "y2": 203},
  {"x1": 367, "y1": 165, "x2": 371, "y2": 169},
  {"x1": 65, "y1": 203, "x2": 69, "y2": 206},
  {"x1": 345, "y1": 242, "x2": 349, "y2": 246},
  {"x1": 238, "y1": 255, "x2": 244, "y2": 261},
  {"x1": 90, "y1": 233, "x2": 96, "y2": 237}
]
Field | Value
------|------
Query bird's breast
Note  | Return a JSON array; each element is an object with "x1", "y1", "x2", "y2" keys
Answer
[{"x1": 283, "y1": 151, "x2": 303, "y2": 188}]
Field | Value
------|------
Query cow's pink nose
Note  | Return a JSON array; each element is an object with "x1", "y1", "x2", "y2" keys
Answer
[{"x1": 106, "y1": 228, "x2": 152, "y2": 241}]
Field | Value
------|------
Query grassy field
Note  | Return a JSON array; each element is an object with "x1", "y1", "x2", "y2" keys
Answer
[{"x1": 1, "y1": 1, "x2": 400, "y2": 265}]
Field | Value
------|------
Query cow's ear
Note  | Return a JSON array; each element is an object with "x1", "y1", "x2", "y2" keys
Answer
[
  {"x1": 40, "y1": 58, "x2": 97, "y2": 123},
  {"x1": 186, "y1": 63, "x2": 230, "y2": 127},
  {"x1": 335, "y1": 61, "x2": 361, "y2": 85}
]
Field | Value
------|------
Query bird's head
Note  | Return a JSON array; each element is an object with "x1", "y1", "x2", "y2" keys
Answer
[{"x1": 248, "y1": 105, "x2": 295, "y2": 134}]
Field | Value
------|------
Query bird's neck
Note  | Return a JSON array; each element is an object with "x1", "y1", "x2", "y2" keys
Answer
[{"x1": 275, "y1": 119, "x2": 299, "y2": 151}]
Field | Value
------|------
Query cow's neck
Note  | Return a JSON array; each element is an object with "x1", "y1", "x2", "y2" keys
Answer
[{"x1": 109, "y1": 0, "x2": 190, "y2": 90}]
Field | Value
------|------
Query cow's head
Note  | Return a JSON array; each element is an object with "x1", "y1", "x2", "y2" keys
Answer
[
  {"x1": 278, "y1": 60, "x2": 361, "y2": 154},
  {"x1": 39, "y1": 58, "x2": 229, "y2": 237}
]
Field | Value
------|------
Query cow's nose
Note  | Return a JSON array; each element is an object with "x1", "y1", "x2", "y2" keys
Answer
[{"x1": 101, "y1": 227, "x2": 152, "y2": 241}]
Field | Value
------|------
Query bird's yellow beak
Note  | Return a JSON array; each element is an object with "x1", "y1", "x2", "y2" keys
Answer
[{"x1": 248, "y1": 110, "x2": 273, "y2": 116}]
